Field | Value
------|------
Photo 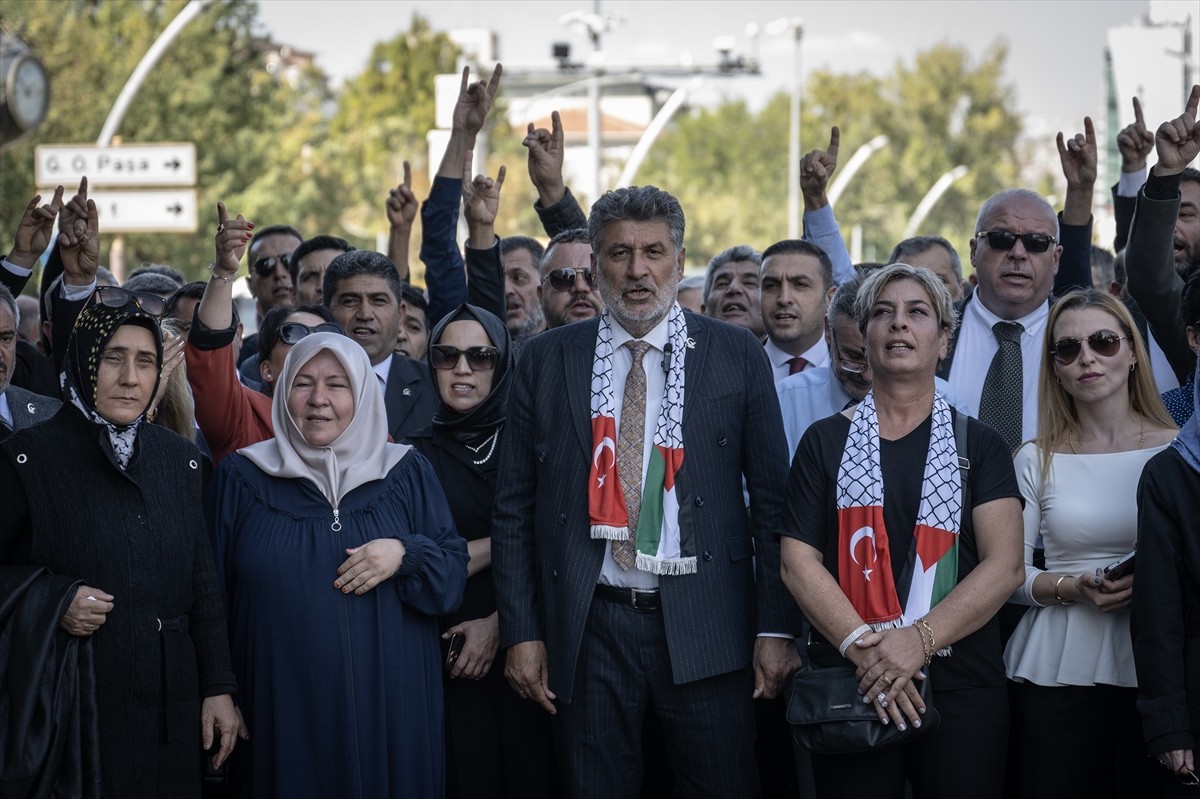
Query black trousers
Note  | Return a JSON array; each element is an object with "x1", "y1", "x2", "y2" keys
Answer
[
  {"x1": 554, "y1": 596, "x2": 759, "y2": 799},
  {"x1": 1008, "y1": 680, "x2": 1164, "y2": 799},
  {"x1": 809, "y1": 685, "x2": 1009, "y2": 799}
]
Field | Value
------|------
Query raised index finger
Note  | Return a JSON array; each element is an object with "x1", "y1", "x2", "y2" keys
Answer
[
  {"x1": 459, "y1": 65, "x2": 470, "y2": 95},
  {"x1": 77, "y1": 175, "x2": 88, "y2": 200},
  {"x1": 216, "y1": 202, "x2": 229, "y2": 225},
  {"x1": 551, "y1": 109, "x2": 563, "y2": 143},
  {"x1": 1132, "y1": 96, "x2": 1144, "y2": 126},
  {"x1": 1083, "y1": 116, "x2": 1096, "y2": 146},
  {"x1": 827, "y1": 126, "x2": 841, "y2": 158},
  {"x1": 1186, "y1": 84, "x2": 1200, "y2": 119},
  {"x1": 402, "y1": 160, "x2": 412, "y2": 189},
  {"x1": 48, "y1": 185, "x2": 65, "y2": 213}
]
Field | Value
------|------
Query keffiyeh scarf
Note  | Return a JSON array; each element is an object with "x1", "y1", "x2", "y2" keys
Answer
[
  {"x1": 836, "y1": 391, "x2": 961, "y2": 649},
  {"x1": 587, "y1": 304, "x2": 694, "y2": 575}
]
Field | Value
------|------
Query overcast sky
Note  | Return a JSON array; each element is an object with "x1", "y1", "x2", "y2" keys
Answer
[{"x1": 256, "y1": 0, "x2": 1164, "y2": 131}]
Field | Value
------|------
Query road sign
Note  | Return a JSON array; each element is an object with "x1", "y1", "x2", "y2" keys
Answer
[
  {"x1": 35, "y1": 143, "x2": 196, "y2": 188},
  {"x1": 87, "y1": 189, "x2": 198, "y2": 233}
]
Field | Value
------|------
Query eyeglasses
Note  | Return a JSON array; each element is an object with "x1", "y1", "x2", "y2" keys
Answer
[
  {"x1": 278, "y1": 322, "x2": 342, "y2": 345},
  {"x1": 253, "y1": 253, "x2": 291, "y2": 277},
  {"x1": 542, "y1": 268, "x2": 596, "y2": 292},
  {"x1": 975, "y1": 230, "x2": 1057, "y2": 254},
  {"x1": 1050, "y1": 329, "x2": 1126, "y2": 366},
  {"x1": 429, "y1": 345, "x2": 500, "y2": 372},
  {"x1": 829, "y1": 328, "x2": 869, "y2": 375},
  {"x1": 91, "y1": 285, "x2": 167, "y2": 317}
]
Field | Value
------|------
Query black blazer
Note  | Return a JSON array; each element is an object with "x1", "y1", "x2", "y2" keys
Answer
[
  {"x1": 384, "y1": 354, "x2": 437, "y2": 442},
  {"x1": 492, "y1": 312, "x2": 796, "y2": 704},
  {"x1": 2, "y1": 385, "x2": 60, "y2": 437}
]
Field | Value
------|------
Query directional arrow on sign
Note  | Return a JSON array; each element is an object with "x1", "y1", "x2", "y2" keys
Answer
[{"x1": 86, "y1": 189, "x2": 199, "y2": 233}]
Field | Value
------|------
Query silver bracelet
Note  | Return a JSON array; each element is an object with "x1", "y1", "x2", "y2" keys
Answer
[
  {"x1": 838, "y1": 623, "x2": 872, "y2": 657},
  {"x1": 207, "y1": 262, "x2": 238, "y2": 285}
]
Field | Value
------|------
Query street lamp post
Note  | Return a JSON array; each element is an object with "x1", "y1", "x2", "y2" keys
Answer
[{"x1": 766, "y1": 18, "x2": 803, "y2": 238}]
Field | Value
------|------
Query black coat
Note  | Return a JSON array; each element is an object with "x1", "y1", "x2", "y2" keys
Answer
[{"x1": 0, "y1": 407, "x2": 236, "y2": 799}]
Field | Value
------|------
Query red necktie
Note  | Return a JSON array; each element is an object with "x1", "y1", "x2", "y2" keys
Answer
[{"x1": 787, "y1": 356, "x2": 809, "y2": 375}]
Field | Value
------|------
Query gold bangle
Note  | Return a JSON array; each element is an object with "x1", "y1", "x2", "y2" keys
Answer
[
  {"x1": 917, "y1": 618, "x2": 937, "y2": 664},
  {"x1": 1053, "y1": 574, "x2": 1074, "y2": 605},
  {"x1": 207, "y1": 262, "x2": 237, "y2": 285}
]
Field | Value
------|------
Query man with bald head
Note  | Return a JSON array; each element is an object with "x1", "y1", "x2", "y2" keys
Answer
[{"x1": 938, "y1": 189, "x2": 1062, "y2": 453}]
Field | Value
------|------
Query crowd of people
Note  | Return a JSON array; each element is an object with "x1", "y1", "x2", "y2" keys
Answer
[{"x1": 0, "y1": 61, "x2": 1197, "y2": 799}]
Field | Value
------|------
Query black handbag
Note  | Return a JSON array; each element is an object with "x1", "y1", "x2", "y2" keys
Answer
[{"x1": 786, "y1": 641, "x2": 940, "y2": 754}]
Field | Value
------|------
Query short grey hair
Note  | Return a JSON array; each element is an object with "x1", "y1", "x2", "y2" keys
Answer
[
  {"x1": 974, "y1": 188, "x2": 1060, "y2": 241},
  {"x1": 588, "y1": 186, "x2": 685, "y2": 258},
  {"x1": 827, "y1": 272, "x2": 865, "y2": 325},
  {"x1": 0, "y1": 283, "x2": 17, "y2": 327},
  {"x1": 703, "y1": 245, "x2": 761, "y2": 303},
  {"x1": 854, "y1": 263, "x2": 959, "y2": 337},
  {"x1": 888, "y1": 236, "x2": 963, "y2": 281}
]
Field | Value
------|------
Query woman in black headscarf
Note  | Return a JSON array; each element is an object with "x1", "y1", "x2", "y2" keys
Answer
[
  {"x1": 0, "y1": 295, "x2": 240, "y2": 798},
  {"x1": 407, "y1": 303, "x2": 561, "y2": 798}
]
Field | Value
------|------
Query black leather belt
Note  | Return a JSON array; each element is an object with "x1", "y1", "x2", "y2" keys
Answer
[{"x1": 595, "y1": 584, "x2": 661, "y2": 612}]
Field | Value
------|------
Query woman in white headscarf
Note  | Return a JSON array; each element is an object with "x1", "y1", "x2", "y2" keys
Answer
[{"x1": 208, "y1": 332, "x2": 468, "y2": 798}]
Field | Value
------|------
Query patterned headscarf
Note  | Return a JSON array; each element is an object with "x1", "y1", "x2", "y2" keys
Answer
[{"x1": 61, "y1": 302, "x2": 162, "y2": 469}]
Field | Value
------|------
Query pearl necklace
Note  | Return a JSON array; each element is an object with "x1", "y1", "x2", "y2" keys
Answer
[
  {"x1": 1068, "y1": 414, "x2": 1144, "y2": 455},
  {"x1": 465, "y1": 426, "x2": 501, "y2": 465}
]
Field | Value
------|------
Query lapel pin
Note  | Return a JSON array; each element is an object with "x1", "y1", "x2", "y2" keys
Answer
[
  {"x1": 685, "y1": 337, "x2": 696, "y2": 349},
  {"x1": 27, "y1": 403, "x2": 36, "y2": 414},
  {"x1": 402, "y1": 388, "x2": 412, "y2": 396}
]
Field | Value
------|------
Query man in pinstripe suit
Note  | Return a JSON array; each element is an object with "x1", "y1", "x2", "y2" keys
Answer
[{"x1": 493, "y1": 186, "x2": 799, "y2": 798}]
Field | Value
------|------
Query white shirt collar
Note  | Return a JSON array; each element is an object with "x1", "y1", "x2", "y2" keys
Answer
[
  {"x1": 610, "y1": 312, "x2": 672, "y2": 353},
  {"x1": 967, "y1": 294, "x2": 1050, "y2": 339},
  {"x1": 373, "y1": 353, "x2": 393, "y2": 387}
]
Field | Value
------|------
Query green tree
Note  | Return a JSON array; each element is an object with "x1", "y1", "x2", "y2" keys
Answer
[{"x1": 640, "y1": 42, "x2": 1024, "y2": 268}]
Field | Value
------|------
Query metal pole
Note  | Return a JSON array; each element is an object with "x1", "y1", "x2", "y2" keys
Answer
[
  {"x1": 616, "y1": 78, "x2": 703, "y2": 188},
  {"x1": 96, "y1": 0, "x2": 214, "y2": 277},
  {"x1": 787, "y1": 24, "x2": 802, "y2": 238},
  {"x1": 587, "y1": 0, "x2": 602, "y2": 199}
]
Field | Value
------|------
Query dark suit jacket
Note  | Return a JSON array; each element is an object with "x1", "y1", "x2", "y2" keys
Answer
[
  {"x1": 384, "y1": 354, "x2": 437, "y2": 442},
  {"x1": 492, "y1": 312, "x2": 794, "y2": 704},
  {"x1": 2, "y1": 386, "x2": 60, "y2": 436}
]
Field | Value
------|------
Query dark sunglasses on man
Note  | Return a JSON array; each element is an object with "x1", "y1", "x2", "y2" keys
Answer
[
  {"x1": 90, "y1": 285, "x2": 168, "y2": 318},
  {"x1": 1049, "y1": 329, "x2": 1126, "y2": 366},
  {"x1": 975, "y1": 229, "x2": 1057, "y2": 254},
  {"x1": 429, "y1": 345, "x2": 500, "y2": 372},
  {"x1": 277, "y1": 322, "x2": 343, "y2": 346},
  {"x1": 542, "y1": 267, "x2": 596, "y2": 293},
  {"x1": 253, "y1": 253, "x2": 291, "y2": 277}
]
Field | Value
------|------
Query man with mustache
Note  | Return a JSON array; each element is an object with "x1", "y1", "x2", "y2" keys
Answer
[{"x1": 495, "y1": 185, "x2": 797, "y2": 799}]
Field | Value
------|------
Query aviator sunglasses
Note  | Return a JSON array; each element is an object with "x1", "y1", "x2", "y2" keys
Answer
[
  {"x1": 542, "y1": 267, "x2": 596, "y2": 292},
  {"x1": 253, "y1": 253, "x2": 292, "y2": 277},
  {"x1": 429, "y1": 345, "x2": 500, "y2": 372},
  {"x1": 91, "y1": 285, "x2": 168, "y2": 317},
  {"x1": 1050, "y1": 329, "x2": 1126, "y2": 366},
  {"x1": 278, "y1": 322, "x2": 343, "y2": 346},
  {"x1": 975, "y1": 230, "x2": 1057, "y2": 254}
]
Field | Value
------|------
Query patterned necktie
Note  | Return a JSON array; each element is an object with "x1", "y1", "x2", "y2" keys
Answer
[
  {"x1": 787, "y1": 356, "x2": 809, "y2": 375},
  {"x1": 613, "y1": 340, "x2": 651, "y2": 570},
  {"x1": 979, "y1": 321, "x2": 1024, "y2": 453}
]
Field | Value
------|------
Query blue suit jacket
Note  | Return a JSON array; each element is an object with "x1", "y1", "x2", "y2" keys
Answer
[{"x1": 492, "y1": 312, "x2": 796, "y2": 703}]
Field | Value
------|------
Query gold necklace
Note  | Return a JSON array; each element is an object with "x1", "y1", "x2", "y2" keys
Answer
[{"x1": 1068, "y1": 414, "x2": 1144, "y2": 454}]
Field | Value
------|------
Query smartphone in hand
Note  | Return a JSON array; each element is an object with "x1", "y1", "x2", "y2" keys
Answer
[
  {"x1": 1103, "y1": 551, "x2": 1136, "y2": 582},
  {"x1": 445, "y1": 632, "x2": 465, "y2": 670}
]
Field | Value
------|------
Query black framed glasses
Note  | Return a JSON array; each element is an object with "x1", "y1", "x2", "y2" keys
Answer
[
  {"x1": 253, "y1": 253, "x2": 291, "y2": 277},
  {"x1": 542, "y1": 268, "x2": 596, "y2": 292},
  {"x1": 975, "y1": 230, "x2": 1057, "y2": 254},
  {"x1": 278, "y1": 322, "x2": 342, "y2": 346},
  {"x1": 91, "y1": 285, "x2": 168, "y2": 317},
  {"x1": 829, "y1": 328, "x2": 869, "y2": 375},
  {"x1": 1050, "y1": 329, "x2": 1126, "y2": 366},
  {"x1": 429, "y1": 345, "x2": 499, "y2": 372}
]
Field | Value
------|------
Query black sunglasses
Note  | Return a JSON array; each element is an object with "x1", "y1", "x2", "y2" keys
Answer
[
  {"x1": 91, "y1": 285, "x2": 167, "y2": 317},
  {"x1": 976, "y1": 230, "x2": 1057, "y2": 254},
  {"x1": 278, "y1": 322, "x2": 342, "y2": 345},
  {"x1": 429, "y1": 345, "x2": 499, "y2": 372},
  {"x1": 253, "y1": 253, "x2": 291, "y2": 277},
  {"x1": 1050, "y1": 329, "x2": 1126, "y2": 366},
  {"x1": 542, "y1": 268, "x2": 596, "y2": 292}
]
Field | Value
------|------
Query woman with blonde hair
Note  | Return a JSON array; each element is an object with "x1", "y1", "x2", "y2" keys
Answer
[{"x1": 1004, "y1": 288, "x2": 1176, "y2": 798}]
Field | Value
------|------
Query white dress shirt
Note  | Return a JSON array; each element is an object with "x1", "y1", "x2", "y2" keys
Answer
[
  {"x1": 763, "y1": 337, "x2": 829, "y2": 384},
  {"x1": 948, "y1": 297, "x2": 1049, "y2": 444},
  {"x1": 598, "y1": 315, "x2": 671, "y2": 590},
  {"x1": 0, "y1": 392, "x2": 12, "y2": 429},
  {"x1": 373, "y1": 353, "x2": 392, "y2": 397}
]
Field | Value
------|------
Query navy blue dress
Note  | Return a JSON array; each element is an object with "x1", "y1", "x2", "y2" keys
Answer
[{"x1": 208, "y1": 450, "x2": 468, "y2": 799}]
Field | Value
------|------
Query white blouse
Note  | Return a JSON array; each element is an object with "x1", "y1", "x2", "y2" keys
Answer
[{"x1": 1003, "y1": 442, "x2": 1169, "y2": 688}]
